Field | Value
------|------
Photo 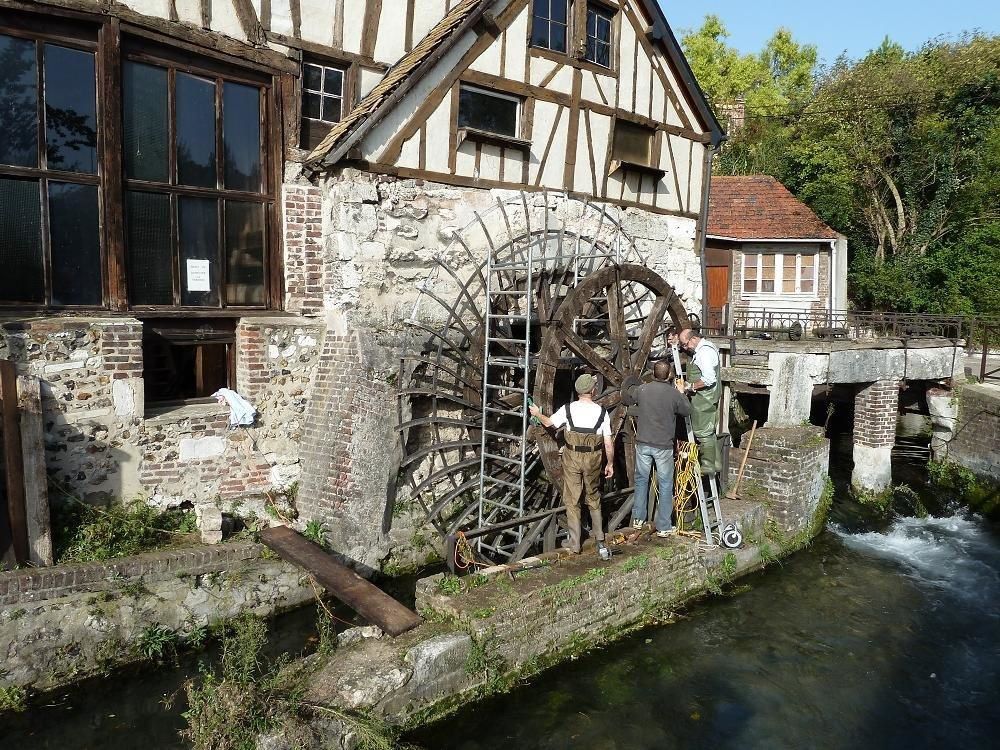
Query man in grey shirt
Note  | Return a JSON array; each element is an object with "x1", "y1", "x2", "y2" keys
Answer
[{"x1": 624, "y1": 360, "x2": 691, "y2": 536}]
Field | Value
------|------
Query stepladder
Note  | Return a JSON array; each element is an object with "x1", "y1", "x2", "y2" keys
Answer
[{"x1": 671, "y1": 343, "x2": 726, "y2": 546}]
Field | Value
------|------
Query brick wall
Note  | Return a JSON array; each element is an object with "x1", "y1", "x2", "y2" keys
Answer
[
  {"x1": 949, "y1": 383, "x2": 1000, "y2": 482},
  {"x1": 854, "y1": 379, "x2": 900, "y2": 449},
  {"x1": 727, "y1": 426, "x2": 830, "y2": 535},
  {"x1": 283, "y1": 184, "x2": 324, "y2": 316},
  {"x1": 728, "y1": 245, "x2": 832, "y2": 316},
  {"x1": 0, "y1": 542, "x2": 313, "y2": 691}
]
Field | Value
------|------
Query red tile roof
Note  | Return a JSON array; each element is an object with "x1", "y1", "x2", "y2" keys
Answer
[{"x1": 708, "y1": 175, "x2": 839, "y2": 240}]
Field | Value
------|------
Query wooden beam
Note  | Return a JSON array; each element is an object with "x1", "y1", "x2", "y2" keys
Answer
[
  {"x1": 231, "y1": 0, "x2": 267, "y2": 46},
  {"x1": 265, "y1": 31, "x2": 390, "y2": 71},
  {"x1": 0, "y1": 360, "x2": 28, "y2": 566},
  {"x1": 260, "y1": 526, "x2": 422, "y2": 636},
  {"x1": 562, "y1": 69, "x2": 582, "y2": 191},
  {"x1": 360, "y1": 0, "x2": 382, "y2": 59},
  {"x1": 18, "y1": 375, "x2": 52, "y2": 566}
]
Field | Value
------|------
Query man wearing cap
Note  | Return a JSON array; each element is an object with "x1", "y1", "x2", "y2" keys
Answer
[{"x1": 529, "y1": 374, "x2": 613, "y2": 559}]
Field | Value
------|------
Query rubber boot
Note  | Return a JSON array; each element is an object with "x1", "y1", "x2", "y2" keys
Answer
[
  {"x1": 563, "y1": 514, "x2": 582, "y2": 553},
  {"x1": 698, "y1": 435, "x2": 719, "y2": 476}
]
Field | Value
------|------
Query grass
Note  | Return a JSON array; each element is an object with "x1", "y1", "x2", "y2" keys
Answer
[
  {"x1": 302, "y1": 519, "x2": 328, "y2": 547},
  {"x1": 0, "y1": 685, "x2": 27, "y2": 713},
  {"x1": 436, "y1": 574, "x2": 463, "y2": 596},
  {"x1": 52, "y1": 499, "x2": 198, "y2": 563},
  {"x1": 137, "y1": 624, "x2": 181, "y2": 661}
]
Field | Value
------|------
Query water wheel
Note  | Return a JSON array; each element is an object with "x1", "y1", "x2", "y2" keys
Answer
[{"x1": 391, "y1": 193, "x2": 693, "y2": 565}]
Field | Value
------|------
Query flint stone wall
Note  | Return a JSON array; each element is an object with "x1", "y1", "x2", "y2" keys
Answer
[
  {"x1": 0, "y1": 542, "x2": 313, "y2": 692},
  {"x1": 0, "y1": 317, "x2": 323, "y2": 512}
]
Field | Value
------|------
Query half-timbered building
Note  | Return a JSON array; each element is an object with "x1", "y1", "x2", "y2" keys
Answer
[{"x1": 0, "y1": 0, "x2": 722, "y2": 567}]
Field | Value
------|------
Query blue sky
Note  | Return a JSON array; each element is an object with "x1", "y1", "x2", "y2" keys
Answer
[{"x1": 660, "y1": 0, "x2": 1000, "y2": 64}]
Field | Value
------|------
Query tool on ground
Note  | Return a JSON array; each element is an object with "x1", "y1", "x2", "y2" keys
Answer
[
  {"x1": 671, "y1": 342, "x2": 730, "y2": 546},
  {"x1": 726, "y1": 420, "x2": 757, "y2": 500}
]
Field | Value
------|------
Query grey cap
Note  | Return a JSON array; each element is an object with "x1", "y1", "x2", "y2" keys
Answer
[{"x1": 574, "y1": 374, "x2": 596, "y2": 394}]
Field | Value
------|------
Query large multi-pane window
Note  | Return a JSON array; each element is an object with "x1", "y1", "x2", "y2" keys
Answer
[
  {"x1": 122, "y1": 55, "x2": 268, "y2": 308},
  {"x1": 0, "y1": 13, "x2": 275, "y2": 313},
  {"x1": 531, "y1": 0, "x2": 568, "y2": 53},
  {"x1": 458, "y1": 84, "x2": 520, "y2": 138},
  {"x1": 0, "y1": 31, "x2": 102, "y2": 307},
  {"x1": 743, "y1": 252, "x2": 818, "y2": 295}
]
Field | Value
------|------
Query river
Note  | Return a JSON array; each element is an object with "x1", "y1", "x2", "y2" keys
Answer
[{"x1": 3, "y1": 491, "x2": 999, "y2": 748}]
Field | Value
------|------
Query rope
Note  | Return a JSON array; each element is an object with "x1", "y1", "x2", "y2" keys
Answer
[{"x1": 453, "y1": 530, "x2": 490, "y2": 570}]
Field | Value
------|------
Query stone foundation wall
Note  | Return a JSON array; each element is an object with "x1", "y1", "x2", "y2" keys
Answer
[
  {"x1": 0, "y1": 543, "x2": 314, "y2": 692},
  {"x1": 949, "y1": 383, "x2": 1000, "y2": 483}
]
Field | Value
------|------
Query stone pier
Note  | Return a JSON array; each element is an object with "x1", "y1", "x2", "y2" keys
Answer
[{"x1": 852, "y1": 379, "x2": 900, "y2": 490}]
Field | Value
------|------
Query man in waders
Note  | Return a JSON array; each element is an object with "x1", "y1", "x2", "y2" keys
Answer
[
  {"x1": 675, "y1": 328, "x2": 722, "y2": 477},
  {"x1": 529, "y1": 374, "x2": 614, "y2": 560}
]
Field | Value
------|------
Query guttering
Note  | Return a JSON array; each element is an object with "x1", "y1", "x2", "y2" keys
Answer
[{"x1": 706, "y1": 235, "x2": 839, "y2": 244}]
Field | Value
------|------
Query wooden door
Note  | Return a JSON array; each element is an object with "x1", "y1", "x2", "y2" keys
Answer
[{"x1": 706, "y1": 265, "x2": 730, "y2": 331}]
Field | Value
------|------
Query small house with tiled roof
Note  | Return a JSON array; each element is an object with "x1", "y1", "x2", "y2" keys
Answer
[{"x1": 703, "y1": 175, "x2": 848, "y2": 328}]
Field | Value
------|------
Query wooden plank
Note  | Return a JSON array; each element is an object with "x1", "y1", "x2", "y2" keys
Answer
[
  {"x1": 0, "y1": 360, "x2": 28, "y2": 565},
  {"x1": 17, "y1": 375, "x2": 52, "y2": 566},
  {"x1": 260, "y1": 526, "x2": 422, "y2": 636}
]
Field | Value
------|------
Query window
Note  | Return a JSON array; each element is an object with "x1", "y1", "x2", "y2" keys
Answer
[
  {"x1": 743, "y1": 252, "x2": 818, "y2": 295},
  {"x1": 585, "y1": 3, "x2": 613, "y2": 68},
  {"x1": 531, "y1": 0, "x2": 568, "y2": 53},
  {"x1": 0, "y1": 31, "x2": 102, "y2": 307},
  {"x1": 142, "y1": 320, "x2": 234, "y2": 406},
  {"x1": 122, "y1": 56, "x2": 269, "y2": 309},
  {"x1": 300, "y1": 60, "x2": 346, "y2": 150},
  {"x1": 0, "y1": 11, "x2": 277, "y2": 313},
  {"x1": 612, "y1": 121, "x2": 654, "y2": 166},
  {"x1": 458, "y1": 85, "x2": 520, "y2": 138}
]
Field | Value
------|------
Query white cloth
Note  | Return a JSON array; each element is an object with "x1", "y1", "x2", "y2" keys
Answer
[
  {"x1": 549, "y1": 400, "x2": 611, "y2": 437},
  {"x1": 213, "y1": 388, "x2": 257, "y2": 427},
  {"x1": 692, "y1": 338, "x2": 720, "y2": 387}
]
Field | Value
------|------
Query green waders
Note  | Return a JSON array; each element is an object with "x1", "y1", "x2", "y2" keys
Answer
[{"x1": 686, "y1": 350, "x2": 722, "y2": 475}]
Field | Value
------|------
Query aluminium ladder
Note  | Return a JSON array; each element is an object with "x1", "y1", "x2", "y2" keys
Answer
[
  {"x1": 671, "y1": 343, "x2": 725, "y2": 546},
  {"x1": 476, "y1": 233, "x2": 537, "y2": 558}
]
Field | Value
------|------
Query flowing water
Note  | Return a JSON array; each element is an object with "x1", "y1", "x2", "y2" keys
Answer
[
  {"x1": 3, "y1": 493, "x2": 999, "y2": 748},
  {"x1": 411, "y1": 510, "x2": 1000, "y2": 750}
]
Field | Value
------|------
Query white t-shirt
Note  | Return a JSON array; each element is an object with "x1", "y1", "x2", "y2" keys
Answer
[
  {"x1": 692, "y1": 338, "x2": 720, "y2": 387},
  {"x1": 549, "y1": 400, "x2": 611, "y2": 437}
]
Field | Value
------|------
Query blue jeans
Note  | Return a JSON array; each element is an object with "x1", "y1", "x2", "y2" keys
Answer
[{"x1": 632, "y1": 443, "x2": 675, "y2": 532}]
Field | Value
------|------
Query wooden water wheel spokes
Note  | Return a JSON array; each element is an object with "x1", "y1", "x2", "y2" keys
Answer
[{"x1": 532, "y1": 263, "x2": 691, "y2": 533}]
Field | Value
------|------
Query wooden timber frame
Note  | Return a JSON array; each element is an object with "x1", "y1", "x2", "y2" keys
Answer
[
  {"x1": 0, "y1": 360, "x2": 28, "y2": 566},
  {"x1": 389, "y1": 192, "x2": 693, "y2": 565}
]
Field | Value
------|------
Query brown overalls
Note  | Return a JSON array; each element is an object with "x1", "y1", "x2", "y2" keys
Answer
[{"x1": 561, "y1": 403, "x2": 608, "y2": 553}]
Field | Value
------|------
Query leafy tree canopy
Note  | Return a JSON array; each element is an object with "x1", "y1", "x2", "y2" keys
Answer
[{"x1": 683, "y1": 18, "x2": 1000, "y2": 316}]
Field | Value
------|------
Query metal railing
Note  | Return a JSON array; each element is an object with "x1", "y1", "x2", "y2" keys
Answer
[{"x1": 724, "y1": 307, "x2": 969, "y2": 342}]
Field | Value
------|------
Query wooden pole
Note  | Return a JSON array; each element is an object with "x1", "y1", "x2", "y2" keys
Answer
[
  {"x1": 0, "y1": 360, "x2": 28, "y2": 565},
  {"x1": 18, "y1": 375, "x2": 53, "y2": 566},
  {"x1": 727, "y1": 420, "x2": 757, "y2": 500}
]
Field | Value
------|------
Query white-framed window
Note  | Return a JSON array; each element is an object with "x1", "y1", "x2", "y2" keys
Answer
[
  {"x1": 457, "y1": 84, "x2": 521, "y2": 137},
  {"x1": 742, "y1": 251, "x2": 818, "y2": 297}
]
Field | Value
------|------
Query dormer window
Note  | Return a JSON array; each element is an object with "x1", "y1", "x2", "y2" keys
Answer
[{"x1": 531, "y1": 0, "x2": 568, "y2": 53}]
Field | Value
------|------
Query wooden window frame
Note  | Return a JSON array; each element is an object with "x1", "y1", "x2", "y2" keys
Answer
[
  {"x1": 455, "y1": 83, "x2": 531, "y2": 152},
  {"x1": 299, "y1": 54, "x2": 353, "y2": 151},
  {"x1": 0, "y1": 16, "x2": 104, "y2": 310},
  {"x1": 528, "y1": 0, "x2": 620, "y2": 77},
  {"x1": 122, "y1": 41, "x2": 275, "y2": 313},
  {"x1": 0, "y1": 7, "x2": 284, "y2": 317},
  {"x1": 141, "y1": 318, "x2": 236, "y2": 410}
]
